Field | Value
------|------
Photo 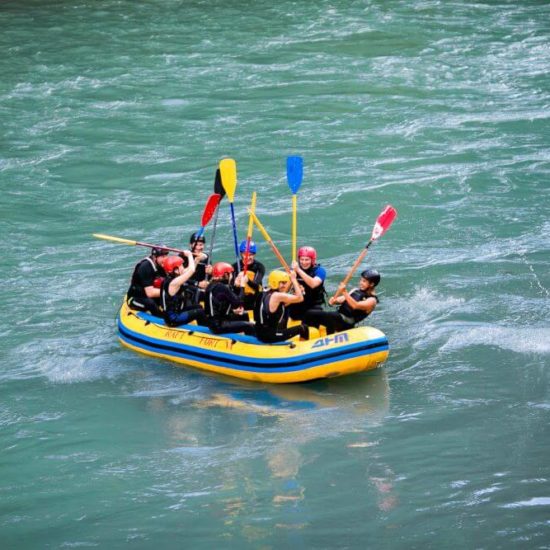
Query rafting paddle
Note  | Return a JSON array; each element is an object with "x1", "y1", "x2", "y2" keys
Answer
[
  {"x1": 208, "y1": 168, "x2": 225, "y2": 263},
  {"x1": 248, "y1": 209, "x2": 291, "y2": 273},
  {"x1": 192, "y1": 192, "x2": 221, "y2": 251},
  {"x1": 331, "y1": 205, "x2": 398, "y2": 300},
  {"x1": 219, "y1": 158, "x2": 241, "y2": 272},
  {"x1": 242, "y1": 191, "x2": 257, "y2": 278},
  {"x1": 286, "y1": 156, "x2": 303, "y2": 263},
  {"x1": 93, "y1": 234, "x2": 187, "y2": 255}
]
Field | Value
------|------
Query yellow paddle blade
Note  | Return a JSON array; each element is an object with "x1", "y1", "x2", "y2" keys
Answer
[
  {"x1": 93, "y1": 233, "x2": 137, "y2": 246},
  {"x1": 219, "y1": 158, "x2": 237, "y2": 202}
]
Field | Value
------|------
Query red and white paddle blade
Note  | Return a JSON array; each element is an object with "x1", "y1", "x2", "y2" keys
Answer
[{"x1": 371, "y1": 205, "x2": 397, "y2": 241}]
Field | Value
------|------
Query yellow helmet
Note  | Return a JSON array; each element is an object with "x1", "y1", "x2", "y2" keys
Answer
[{"x1": 268, "y1": 269, "x2": 290, "y2": 290}]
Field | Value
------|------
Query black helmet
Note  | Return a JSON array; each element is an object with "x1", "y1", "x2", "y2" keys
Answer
[
  {"x1": 360, "y1": 268, "x2": 380, "y2": 287},
  {"x1": 189, "y1": 232, "x2": 206, "y2": 244},
  {"x1": 151, "y1": 245, "x2": 169, "y2": 257}
]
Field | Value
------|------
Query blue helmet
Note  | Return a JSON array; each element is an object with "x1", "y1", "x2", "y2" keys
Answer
[{"x1": 239, "y1": 240, "x2": 257, "y2": 254}]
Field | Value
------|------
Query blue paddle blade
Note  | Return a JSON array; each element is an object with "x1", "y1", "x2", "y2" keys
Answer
[{"x1": 286, "y1": 156, "x2": 303, "y2": 194}]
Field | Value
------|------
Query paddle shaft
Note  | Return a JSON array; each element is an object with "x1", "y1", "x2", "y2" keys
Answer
[
  {"x1": 286, "y1": 156, "x2": 303, "y2": 264},
  {"x1": 207, "y1": 205, "x2": 221, "y2": 262},
  {"x1": 229, "y1": 202, "x2": 241, "y2": 272},
  {"x1": 331, "y1": 205, "x2": 397, "y2": 301},
  {"x1": 93, "y1": 233, "x2": 187, "y2": 255},
  {"x1": 208, "y1": 171, "x2": 225, "y2": 262},
  {"x1": 331, "y1": 241, "x2": 372, "y2": 301},
  {"x1": 243, "y1": 192, "x2": 257, "y2": 278},
  {"x1": 248, "y1": 211, "x2": 291, "y2": 273},
  {"x1": 292, "y1": 194, "x2": 297, "y2": 263}
]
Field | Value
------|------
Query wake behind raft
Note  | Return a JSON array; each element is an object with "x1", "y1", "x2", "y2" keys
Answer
[{"x1": 117, "y1": 301, "x2": 389, "y2": 384}]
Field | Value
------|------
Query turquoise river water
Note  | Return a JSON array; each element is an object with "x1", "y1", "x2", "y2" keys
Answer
[{"x1": 1, "y1": 1, "x2": 549, "y2": 548}]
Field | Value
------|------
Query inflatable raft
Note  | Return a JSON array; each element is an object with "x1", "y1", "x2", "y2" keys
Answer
[{"x1": 117, "y1": 301, "x2": 389, "y2": 383}]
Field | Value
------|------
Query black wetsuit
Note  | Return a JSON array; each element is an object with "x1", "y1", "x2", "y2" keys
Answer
[
  {"x1": 305, "y1": 289, "x2": 378, "y2": 335},
  {"x1": 127, "y1": 256, "x2": 165, "y2": 316},
  {"x1": 204, "y1": 282, "x2": 255, "y2": 335},
  {"x1": 180, "y1": 252, "x2": 210, "y2": 305},
  {"x1": 254, "y1": 290, "x2": 308, "y2": 343}
]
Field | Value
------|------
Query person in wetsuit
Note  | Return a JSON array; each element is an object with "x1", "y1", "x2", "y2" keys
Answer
[
  {"x1": 305, "y1": 269, "x2": 380, "y2": 335},
  {"x1": 186, "y1": 232, "x2": 211, "y2": 289},
  {"x1": 254, "y1": 269, "x2": 309, "y2": 343},
  {"x1": 126, "y1": 246, "x2": 169, "y2": 317},
  {"x1": 160, "y1": 253, "x2": 208, "y2": 328},
  {"x1": 204, "y1": 262, "x2": 255, "y2": 336},
  {"x1": 179, "y1": 232, "x2": 212, "y2": 306},
  {"x1": 287, "y1": 246, "x2": 327, "y2": 321},
  {"x1": 232, "y1": 240, "x2": 265, "y2": 311}
]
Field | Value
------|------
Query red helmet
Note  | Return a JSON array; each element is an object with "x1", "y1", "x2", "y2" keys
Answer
[
  {"x1": 163, "y1": 256, "x2": 183, "y2": 274},
  {"x1": 212, "y1": 262, "x2": 234, "y2": 279},
  {"x1": 298, "y1": 246, "x2": 317, "y2": 264}
]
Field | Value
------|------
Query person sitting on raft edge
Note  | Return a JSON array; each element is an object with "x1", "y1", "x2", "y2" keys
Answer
[
  {"x1": 254, "y1": 269, "x2": 309, "y2": 344},
  {"x1": 305, "y1": 269, "x2": 380, "y2": 335},
  {"x1": 126, "y1": 246, "x2": 169, "y2": 317},
  {"x1": 160, "y1": 252, "x2": 208, "y2": 328},
  {"x1": 287, "y1": 246, "x2": 327, "y2": 322}
]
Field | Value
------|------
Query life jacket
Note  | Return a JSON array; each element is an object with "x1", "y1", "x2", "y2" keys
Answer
[
  {"x1": 232, "y1": 259, "x2": 264, "y2": 296},
  {"x1": 243, "y1": 267, "x2": 262, "y2": 295},
  {"x1": 127, "y1": 257, "x2": 160, "y2": 299},
  {"x1": 160, "y1": 276, "x2": 186, "y2": 316},
  {"x1": 297, "y1": 264, "x2": 326, "y2": 307},
  {"x1": 204, "y1": 282, "x2": 233, "y2": 320},
  {"x1": 254, "y1": 290, "x2": 286, "y2": 331},
  {"x1": 338, "y1": 288, "x2": 379, "y2": 325}
]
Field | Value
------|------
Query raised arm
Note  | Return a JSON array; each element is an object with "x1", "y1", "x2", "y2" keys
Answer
[{"x1": 168, "y1": 251, "x2": 196, "y2": 296}]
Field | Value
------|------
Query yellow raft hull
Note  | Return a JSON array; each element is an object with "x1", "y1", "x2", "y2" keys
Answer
[{"x1": 117, "y1": 302, "x2": 389, "y2": 384}]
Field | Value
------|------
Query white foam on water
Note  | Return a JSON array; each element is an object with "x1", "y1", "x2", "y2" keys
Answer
[
  {"x1": 389, "y1": 287, "x2": 466, "y2": 325},
  {"x1": 161, "y1": 99, "x2": 189, "y2": 107},
  {"x1": 4, "y1": 328, "x2": 123, "y2": 384},
  {"x1": 38, "y1": 356, "x2": 104, "y2": 384},
  {"x1": 384, "y1": 287, "x2": 468, "y2": 350},
  {"x1": 442, "y1": 325, "x2": 550, "y2": 354},
  {"x1": 502, "y1": 497, "x2": 550, "y2": 509}
]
